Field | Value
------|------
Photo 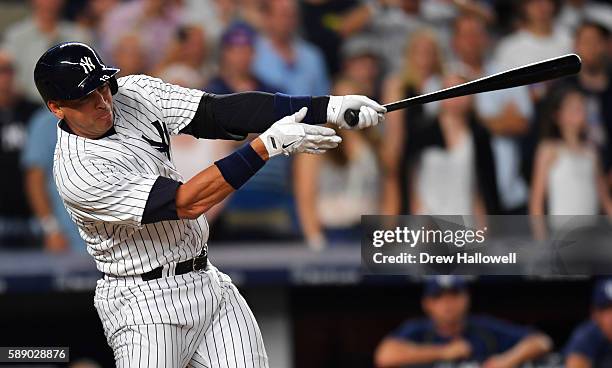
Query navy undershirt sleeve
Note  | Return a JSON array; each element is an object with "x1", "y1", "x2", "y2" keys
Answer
[
  {"x1": 142, "y1": 176, "x2": 181, "y2": 224},
  {"x1": 180, "y1": 92, "x2": 329, "y2": 139}
]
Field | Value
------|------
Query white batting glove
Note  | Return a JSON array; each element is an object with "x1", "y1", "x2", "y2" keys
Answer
[
  {"x1": 327, "y1": 95, "x2": 386, "y2": 129},
  {"x1": 259, "y1": 107, "x2": 342, "y2": 158}
]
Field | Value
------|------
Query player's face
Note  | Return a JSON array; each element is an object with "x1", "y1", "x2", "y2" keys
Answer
[
  {"x1": 423, "y1": 291, "x2": 469, "y2": 327},
  {"x1": 48, "y1": 83, "x2": 114, "y2": 139},
  {"x1": 595, "y1": 307, "x2": 612, "y2": 341}
]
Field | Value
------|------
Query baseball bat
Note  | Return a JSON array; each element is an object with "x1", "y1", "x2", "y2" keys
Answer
[{"x1": 344, "y1": 53, "x2": 582, "y2": 127}]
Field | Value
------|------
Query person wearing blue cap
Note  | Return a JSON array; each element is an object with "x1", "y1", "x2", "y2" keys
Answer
[
  {"x1": 375, "y1": 276, "x2": 552, "y2": 367},
  {"x1": 206, "y1": 22, "x2": 279, "y2": 95},
  {"x1": 565, "y1": 278, "x2": 612, "y2": 368},
  {"x1": 205, "y1": 22, "x2": 298, "y2": 242}
]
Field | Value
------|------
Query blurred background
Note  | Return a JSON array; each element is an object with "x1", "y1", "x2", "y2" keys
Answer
[{"x1": 0, "y1": 0, "x2": 612, "y2": 367}]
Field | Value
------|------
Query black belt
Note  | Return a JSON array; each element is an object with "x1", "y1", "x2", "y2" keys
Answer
[{"x1": 140, "y1": 253, "x2": 208, "y2": 281}]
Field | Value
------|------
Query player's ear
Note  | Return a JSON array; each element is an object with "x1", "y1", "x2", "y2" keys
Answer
[{"x1": 47, "y1": 100, "x2": 64, "y2": 120}]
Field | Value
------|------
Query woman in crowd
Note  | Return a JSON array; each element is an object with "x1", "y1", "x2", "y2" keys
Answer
[
  {"x1": 407, "y1": 73, "x2": 496, "y2": 217},
  {"x1": 381, "y1": 28, "x2": 445, "y2": 214},
  {"x1": 530, "y1": 87, "x2": 612, "y2": 217},
  {"x1": 294, "y1": 37, "x2": 383, "y2": 250}
]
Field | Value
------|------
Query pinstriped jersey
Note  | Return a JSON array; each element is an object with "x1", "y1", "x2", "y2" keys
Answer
[{"x1": 53, "y1": 74, "x2": 208, "y2": 276}]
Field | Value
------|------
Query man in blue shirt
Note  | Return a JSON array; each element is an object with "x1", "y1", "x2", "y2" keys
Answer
[
  {"x1": 565, "y1": 278, "x2": 612, "y2": 368},
  {"x1": 21, "y1": 108, "x2": 82, "y2": 251},
  {"x1": 252, "y1": 0, "x2": 331, "y2": 96},
  {"x1": 375, "y1": 276, "x2": 552, "y2": 367}
]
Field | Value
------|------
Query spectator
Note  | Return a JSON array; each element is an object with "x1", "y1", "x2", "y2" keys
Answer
[
  {"x1": 558, "y1": 22, "x2": 612, "y2": 178},
  {"x1": 380, "y1": 28, "x2": 444, "y2": 214},
  {"x1": 556, "y1": 0, "x2": 612, "y2": 35},
  {"x1": 21, "y1": 108, "x2": 82, "y2": 253},
  {"x1": 406, "y1": 74, "x2": 496, "y2": 216},
  {"x1": 111, "y1": 32, "x2": 148, "y2": 77},
  {"x1": 252, "y1": 0, "x2": 331, "y2": 95},
  {"x1": 294, "y1": 38, "x2": 383, "y2": 249},
  {"x1": 69, "y1": 0, "x2": 120, "y2": 45},
  {"x1": 1, "y1": 0, "x2": 92, "y2": 104},
  {"x1": 99, "y1": 0, "x2": 182, "y2": 69},
  {"x1": 358, "y1": 0, "x2": 428, "y2": 74},
  {"x1": 494, "y1": 0, "x2": 572, "y2": 99},
  {"x1": 299, "y1": 0, "x2": 362, "y2": 75},
  {"x1": 182, "y1": 0, "x2": 238, "y2": 46},
  {"x1": 154, "y1": 24, "x2": 213, "y2": 83},
  {"x1": 0, "y1": 51, "x2": 40, "y2": 246},
  {"x1": 452, "y1": 14, "x2": 533, "y2": 214},
  {"x1": 205, "y1": 23, "x2": 297, "y2": 241},
  {"x1": 374, "y1": 276, "x2": 552, "y2": 368},
  {"x1": 340, "y1": 0, "x2": 492, "y2": 74},
  {"x1": 565, "y1": 278, "x2": 612, "y2": 368},
  {"x1": 207, "y1": 23, "x2": 277, "y2": 94},
  {"x1": 334, "y1": 36, "x2": 383, "y2": 101},
  {"x1": 529, "y1": 87, "x2": 612, "y2": 217}
]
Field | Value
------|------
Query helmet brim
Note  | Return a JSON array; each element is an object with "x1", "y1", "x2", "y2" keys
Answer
[{"x1": 76, "y1": 67, "x2": 120, "y2": 100}]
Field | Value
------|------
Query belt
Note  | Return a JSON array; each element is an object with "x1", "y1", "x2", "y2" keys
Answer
[{"x1": 139, "y1": 253, "x2": 208, "y2": 281}]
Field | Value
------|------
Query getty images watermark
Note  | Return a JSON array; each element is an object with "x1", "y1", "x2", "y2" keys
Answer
[{"x1": 361, "y1": 215, "x2": 612, "y2": 276}]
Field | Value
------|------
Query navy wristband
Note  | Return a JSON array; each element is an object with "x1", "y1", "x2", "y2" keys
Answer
[
  {"x1": 274, "y1": 93, "x2": 314, "y2": 123},
  {"x1": 214, "y1": 143, "x2": 266, "y2": 190}
]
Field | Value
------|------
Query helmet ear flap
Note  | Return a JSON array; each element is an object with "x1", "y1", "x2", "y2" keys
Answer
[{"x1": 109, "y1": 76, "x2": 118, "y2": 95}]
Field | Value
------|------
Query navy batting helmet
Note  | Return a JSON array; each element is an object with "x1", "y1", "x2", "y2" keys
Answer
[{"x1": 34, "y1": 42, "x2": 120, "y2": 103}]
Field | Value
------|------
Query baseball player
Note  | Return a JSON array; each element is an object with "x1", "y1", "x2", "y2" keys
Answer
[{"x1": 33, "y1": 42, "x2": 385, "y2": 367}]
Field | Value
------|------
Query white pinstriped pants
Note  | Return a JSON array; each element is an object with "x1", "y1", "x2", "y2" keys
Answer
[{"x1": 94, "y1": 264, "x2": 268, "y2": 367}]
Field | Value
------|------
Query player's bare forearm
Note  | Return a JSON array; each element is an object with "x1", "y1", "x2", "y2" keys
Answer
[
  {"x1": 566, "y1": 353, "x2": 592, "y2": 368},
  {"x1": 374, "y1": 338, "x2": 462, "y2": 367},
  {"x1": 250, "y1": 137, "x2": 269, "y2": 160},
  {"x1": 24, "y1": 168, "x2": 54, "y2": 219},
  {"x1": 486, "y1": 334, "x2": 552, "y2": 367},
  {"x1": 175, "y1": 166, "x2": 234, "y2": 219},
  {"x1": 175, "y1": 139, "x2": 268, "y2": 219}
]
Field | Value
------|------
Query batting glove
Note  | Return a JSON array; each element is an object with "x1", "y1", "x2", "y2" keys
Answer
[
  {"x1": 259, "y1": 107, "x2": 342, "y2": 158},
  {"x1": 327, "y1": 95, "x2": 386, "y2": 129}
]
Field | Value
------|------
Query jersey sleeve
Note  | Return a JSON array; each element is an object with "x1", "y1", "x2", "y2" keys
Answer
[
  {"x1": 473, "y1": 316, "x2": 533, "y2": 353},
  {"x1": 55, "y1": 156, "x2": 161, "y2": 227},
  {"x1": 389, "y1": 320, "x2": 428, "y2": 342},
  {"x1": 118, "y1": 75, "x2": 204, "y2": 135},
  {"x1": 564, "y1": 321, "x2": 602, "y2": 362}
]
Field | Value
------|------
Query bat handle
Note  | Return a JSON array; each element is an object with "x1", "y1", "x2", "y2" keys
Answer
[{"x1": 344, "y1": 109, "x2": 359, "y2": 127}]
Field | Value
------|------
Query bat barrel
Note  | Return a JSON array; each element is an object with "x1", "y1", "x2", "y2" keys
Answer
[{"x1": 344, "y1": 53, "x2": 581, "y2": 126}]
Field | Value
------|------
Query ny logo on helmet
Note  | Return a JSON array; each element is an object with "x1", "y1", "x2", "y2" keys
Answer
[{"x1": 79, "y1": 57, "x2": 95, "y2": 74}]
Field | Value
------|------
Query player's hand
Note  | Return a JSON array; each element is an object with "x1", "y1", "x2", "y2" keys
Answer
[
  {"x1": 327, "y1": 95, "x2": 386, "y2": 129},
  {"x1": 440, "y1": 339, "x2": 472, "y2": 361},
  {"x1": 44, "y1": 231, "x2": 69, "y2": 253},
  {"x1": 259, "y1": 107, "x2": 342, "y2": 158},
  {"x1": 482, "y1": 354, "x2": 514, "y2": 368}
]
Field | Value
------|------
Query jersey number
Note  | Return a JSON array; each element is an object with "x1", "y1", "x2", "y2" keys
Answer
[{"x1": 143, "y1": 120, "x2": 170, "y2": 159}]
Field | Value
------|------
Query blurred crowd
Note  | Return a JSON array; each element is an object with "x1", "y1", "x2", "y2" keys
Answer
[{"x1": 0, "y1": 0, "x2": 612, "y2": 252}]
